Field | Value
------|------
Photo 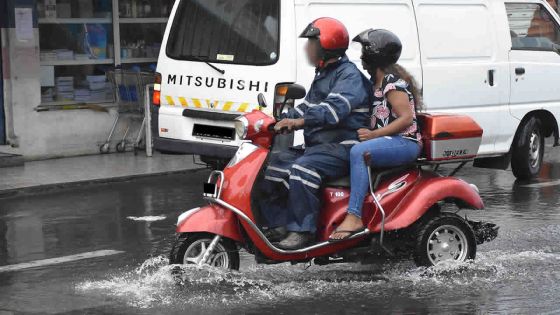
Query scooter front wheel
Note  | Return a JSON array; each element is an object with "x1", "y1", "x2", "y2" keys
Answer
[
  {"x1": 169, "y1": 233, "x2": 240, "y2": 270},
  {"x1": 413, "y1": 212, "x2": 477, "y2": 267}
]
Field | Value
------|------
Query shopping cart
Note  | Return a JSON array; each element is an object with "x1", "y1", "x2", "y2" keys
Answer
[{"x1": 101, "y1": 70, "x2": 155, "y2": 154}]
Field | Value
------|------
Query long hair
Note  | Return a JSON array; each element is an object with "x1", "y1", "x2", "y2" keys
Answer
[{"x1": 382, "y1": 64, "x2": 424, "y2": 112}]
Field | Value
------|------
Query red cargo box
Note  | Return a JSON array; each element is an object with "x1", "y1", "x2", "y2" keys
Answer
[{"x1": 417, "y1": 113, "x2": 483, "y2": 162}]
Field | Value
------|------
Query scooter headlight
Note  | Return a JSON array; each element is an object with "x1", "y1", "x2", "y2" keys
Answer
[{"x1": 235, "y1": 116, "x2": 249, "y2": 139}]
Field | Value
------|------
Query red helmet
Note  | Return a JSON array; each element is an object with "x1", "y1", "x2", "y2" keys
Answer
[{"x1": 300, "y1": 17, "x2": 349, "y2": 62}]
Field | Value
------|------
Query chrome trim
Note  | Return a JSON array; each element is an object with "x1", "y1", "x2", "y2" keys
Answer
[
  {"x1": 367, "y1": 167, "x2": 392, "y2": 255},
  {"x1": 205, "y1": 171, "x2": 225, "y2": 199},
  {"x1": 378, "y1": 175, "x2": 409, "y2": 200},
  {"x1": 205, "y1": 197, "x2": 370, "y2": 255},
  {"x1": 199, "y1": 235, "x2": 222, "y2": 266}
]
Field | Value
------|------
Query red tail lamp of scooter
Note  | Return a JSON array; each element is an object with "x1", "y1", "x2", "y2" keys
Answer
[{"x1": 152, "y1": 72, "x2": 162, "y2": 106}]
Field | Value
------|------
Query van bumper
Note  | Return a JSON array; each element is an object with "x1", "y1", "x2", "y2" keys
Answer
[{"x1": 153, "y1": 137, "x2": 238, "y2": 159}]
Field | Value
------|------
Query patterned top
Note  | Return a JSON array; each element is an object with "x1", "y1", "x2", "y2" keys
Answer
[{"x1": 371, "y1": 74, "x2": 421, "y2": 142}]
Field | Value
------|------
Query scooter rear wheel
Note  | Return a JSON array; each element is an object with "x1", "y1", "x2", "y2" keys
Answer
[
  {"x1": 169, "y1": 233, "x2": 240, "y2": 270},
  {"x1": 413, "y1": 212, "x2": 477, "y2": 267}
]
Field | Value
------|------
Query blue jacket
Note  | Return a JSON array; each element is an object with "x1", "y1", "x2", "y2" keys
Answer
[{"x1": 284, "y1": 55, "x2": 371, "y2": 147}]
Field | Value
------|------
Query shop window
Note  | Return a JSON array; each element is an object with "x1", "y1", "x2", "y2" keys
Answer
[
  {"x1": 506, "y1": 3, "x2": 560, "y2": 51},
  {"x1": 118, "y1": 0, "x2": 173, "y2": 70},
  {"x1": 36, "y1": 0, "x2": 173, "y2": 108},
  {"x1": 38, "y1": 0, "x2": 115, "y2": 105}
]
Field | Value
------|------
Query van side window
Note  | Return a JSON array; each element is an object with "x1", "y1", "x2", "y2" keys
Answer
[
  {"x1": 506, "y1": 3, "x2": 560, "y2": 51},
  {"x1": 166, "y1": 0, "x2": 280, "y2": 65}
]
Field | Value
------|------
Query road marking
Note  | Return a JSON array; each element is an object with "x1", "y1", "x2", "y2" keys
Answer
[
  {"x1": 0, "y1": 250, "x2": 125, "y2": 273},
  {"x1": 520, "y1": 180, "x2": 560, "y2": 188}
]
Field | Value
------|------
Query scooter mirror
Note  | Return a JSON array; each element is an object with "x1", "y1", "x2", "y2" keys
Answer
[
  {"x1": 274, "y1": 84, "x2": 307, "y2": 119},
  {"x1": 257, "y1": 93, "x2": 268, "y2": 108},
  {"x1": 284, "y1": 84, "x2": 306, "y2": 101}
]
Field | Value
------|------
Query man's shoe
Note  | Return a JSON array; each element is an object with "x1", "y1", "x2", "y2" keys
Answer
[
  {"x1": 263, "y1": 227, "x2": 288, "y2": 243},
  {"x1": 276, "y1": 232, "x2": 314, "y2": 250}
]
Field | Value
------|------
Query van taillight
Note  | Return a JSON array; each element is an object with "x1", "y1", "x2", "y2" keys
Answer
[
  {"x1": 153, "y1": 72, "x2": 162, "y2": 106},
  {"x1": 274, "y1": 84, "x2": 291, "y2": 116},
  {"x1": 274, "y1": 84, "x2": 289, "y2": 105}
]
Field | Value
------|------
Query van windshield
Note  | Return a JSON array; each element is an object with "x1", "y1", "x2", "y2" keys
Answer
[{"x1": 166, "y1": 0, "x2": 280, "y2": 66}]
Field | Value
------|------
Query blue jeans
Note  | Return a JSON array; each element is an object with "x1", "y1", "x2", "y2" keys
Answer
[{"x1": 347, "y1": 136, "x2": 421, "y2": 218}]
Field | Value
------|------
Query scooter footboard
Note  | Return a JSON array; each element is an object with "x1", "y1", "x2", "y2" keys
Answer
[{"x1": 176, "y1": 205, "x2": 244, "y2": 242}]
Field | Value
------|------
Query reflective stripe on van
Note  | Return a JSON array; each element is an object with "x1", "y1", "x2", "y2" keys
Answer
[{"x1": 163, "y1": 96, "x2": 257, "y2": 113}]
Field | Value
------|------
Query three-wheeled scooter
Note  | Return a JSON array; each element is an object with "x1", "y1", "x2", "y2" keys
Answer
[{"x1": 169, "y1": 84, "x2": 498, "y2": 270}]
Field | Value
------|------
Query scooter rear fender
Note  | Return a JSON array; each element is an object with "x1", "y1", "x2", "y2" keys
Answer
[
  {"x1": 176, "y1": 205, "x2": 244, "y2": 242},
  {"x1": 382, "y1": 174, "x2": 484, "y2": 231}
]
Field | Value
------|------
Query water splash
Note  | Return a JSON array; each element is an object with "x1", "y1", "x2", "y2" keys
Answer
[
  {"x1": 127, "y1": 216, "x2": 167, "y2": 222},
  {"x1": 76, "y1": 250, "x2": 560, "y2": 309}
]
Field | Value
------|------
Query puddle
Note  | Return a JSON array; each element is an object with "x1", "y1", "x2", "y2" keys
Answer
[{"x1": 76, "y1": 249, "x2": 560, "y2": 310}]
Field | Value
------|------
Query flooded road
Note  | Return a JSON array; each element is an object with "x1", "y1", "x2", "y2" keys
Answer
[{"x1": 1, "y1": 146, "x2": 560, "y2": 314}]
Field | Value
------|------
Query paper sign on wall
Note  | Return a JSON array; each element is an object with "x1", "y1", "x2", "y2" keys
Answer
[{"x1": 15, "y1": 8, "x2": 34, "y2": 41}]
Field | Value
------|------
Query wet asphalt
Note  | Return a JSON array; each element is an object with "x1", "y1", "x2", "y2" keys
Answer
[{"x1": 0, "y1": 145, "x2": 560, "y2": 314}]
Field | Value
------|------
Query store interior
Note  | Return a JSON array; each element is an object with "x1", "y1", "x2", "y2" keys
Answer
[{"x1": 37, "y1": 0, "x2": 173, "y2": 107}]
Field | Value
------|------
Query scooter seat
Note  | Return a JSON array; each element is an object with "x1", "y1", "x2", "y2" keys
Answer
[
  {"x1": 325, "y1": 176, "x2": 351, "y2": 188},
  {"x1": 325, "y1": 164, "x2": 417, "y2": 189}
]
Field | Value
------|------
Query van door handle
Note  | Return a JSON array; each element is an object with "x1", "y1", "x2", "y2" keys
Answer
[
  {"x1": 488, "y1": 69, "x2": 495, "y2": 86},
  {"x1": 515, "y1": 67, "x2": 526, "y2": 75}
]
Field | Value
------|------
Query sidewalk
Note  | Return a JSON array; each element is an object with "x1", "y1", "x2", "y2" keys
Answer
[{"x1": 0, "y1": 152, "x2": 205, "y2": 197}]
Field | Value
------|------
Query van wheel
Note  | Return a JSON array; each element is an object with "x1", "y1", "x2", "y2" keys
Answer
[
  {"x1": 511, "y1": 117, "x2": 544, "y2": 180},
  {"x1": 413, "y1": 213, "x2": 477, "y2": 267}
]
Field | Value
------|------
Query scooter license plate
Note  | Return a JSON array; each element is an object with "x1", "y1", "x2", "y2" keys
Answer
[{"x1": 204, "y1": 183, "x2": 217, "y2": 196}]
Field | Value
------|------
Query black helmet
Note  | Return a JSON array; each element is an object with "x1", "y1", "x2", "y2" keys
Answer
[{"x1": 352, "y1": 29, "x2": 402, "y2": 69}]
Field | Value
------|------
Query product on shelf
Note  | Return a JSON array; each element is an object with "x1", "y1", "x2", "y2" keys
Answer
[
  {"x1": 55, "y1": 76, "x2": 75, "y2": 101},
  {"x1": 86, "y1": 24, "x2": 108, "y2": 59},
  {"x1": 57, "y1": 3, "x2": 71, "y2": 18},
  {"x1": 44, "y1": 0, "x2": 57, "y2": 19}
]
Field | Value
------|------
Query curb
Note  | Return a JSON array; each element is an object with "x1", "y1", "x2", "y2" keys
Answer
[{"x1": 0, "y1": 167, "x2": 208, "y2": 198}]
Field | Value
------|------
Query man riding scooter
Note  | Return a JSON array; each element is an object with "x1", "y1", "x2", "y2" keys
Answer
[{"x1": 260, "y1": 17, "x2": 372, "y2": 250}]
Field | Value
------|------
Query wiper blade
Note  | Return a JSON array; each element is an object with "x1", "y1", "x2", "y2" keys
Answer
[{"x1": 186, "y1": 55, "x2": 226, "y2": 75}]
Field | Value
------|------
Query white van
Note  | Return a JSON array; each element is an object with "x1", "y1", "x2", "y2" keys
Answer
[{"x1": 154, "y1": 0, "x2": 560, "y2": 179}]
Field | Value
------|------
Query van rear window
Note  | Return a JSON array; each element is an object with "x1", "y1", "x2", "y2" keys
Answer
[{"x1": 166, "y1": 0, "x2": 280, "y2": 66}]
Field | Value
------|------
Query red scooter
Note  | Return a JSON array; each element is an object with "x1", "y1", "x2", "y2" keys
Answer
[{"x1": 169, "y1": 84, "x2": 498, "y2": 270}]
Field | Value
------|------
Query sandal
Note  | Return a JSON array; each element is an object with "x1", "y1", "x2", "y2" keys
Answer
[{"x1": 328, "y1": 228, "x2": 365, "y2": 242}]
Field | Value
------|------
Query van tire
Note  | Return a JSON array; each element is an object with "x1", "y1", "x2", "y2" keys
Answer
[{"x1": 511, "y1": 117, "x2": 544, "y2": 180}]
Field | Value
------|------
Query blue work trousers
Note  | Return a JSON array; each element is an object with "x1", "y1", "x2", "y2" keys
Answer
[{"x1": 260, "y1": 144, "x2": 351, "y2": 233}]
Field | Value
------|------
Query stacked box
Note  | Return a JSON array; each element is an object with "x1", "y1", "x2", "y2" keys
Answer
[
  {"x1": 45, "y1": 0, "x2": 56, "y2": 19},
  {"x1": 56, "y1": 77, "x2": 74, "y2": 101}
]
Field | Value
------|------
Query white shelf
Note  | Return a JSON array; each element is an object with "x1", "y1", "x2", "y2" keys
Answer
[
  {"x1": 119, "y1": 17, "x2": 168, "y2": 24},
  {"x1": 38, "y1": 99, "x2": 115, "y2": 107},
  {"x1": 38, "y1": 18, "x2": 112, "y2": 24},
  {"x1": 121, "y1": 58, "x2": 158, "y2": 64},
  {"x1": 40, "y1": 59, "x2": 115, "y2": 66}
]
